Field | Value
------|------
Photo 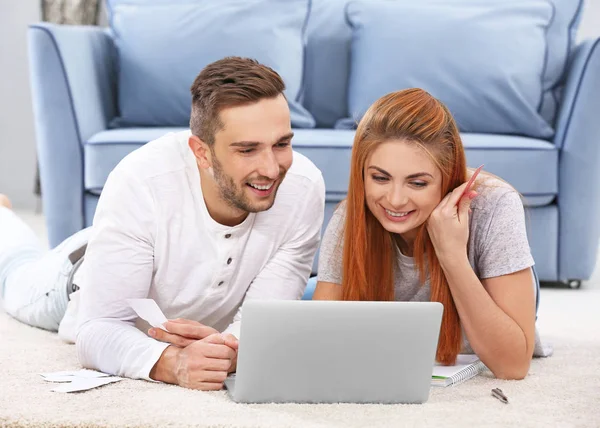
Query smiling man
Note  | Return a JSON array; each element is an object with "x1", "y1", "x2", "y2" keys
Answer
[{"x1": 0, "y1": 57, "x2": 325, "y2": 391}]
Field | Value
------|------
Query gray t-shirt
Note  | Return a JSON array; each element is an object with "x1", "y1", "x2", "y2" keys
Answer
[{"x1": 317, "y1": 178, "x2": 551, "y2": 357}]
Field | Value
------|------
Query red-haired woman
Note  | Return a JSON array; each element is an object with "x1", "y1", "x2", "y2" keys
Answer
[{"x1": 313, "y1": 88, "x2": 550, "y2": 380}]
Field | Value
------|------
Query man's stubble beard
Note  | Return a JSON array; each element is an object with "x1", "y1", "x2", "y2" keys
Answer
[{"x1": 211, "y1": 151, "x2": 285, "y2": 213}]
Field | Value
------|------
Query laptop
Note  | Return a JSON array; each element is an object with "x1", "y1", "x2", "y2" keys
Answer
[{"x1": 224, "y1": 300, "x2": 443, "y2": 404}]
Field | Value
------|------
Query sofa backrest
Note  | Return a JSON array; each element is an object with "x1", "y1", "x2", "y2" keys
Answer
[
  {"x1": 303, "y1": 0, "x2": 352, "y2": 129},
  {"x1": 302, "y1": 0, "x2": 584, "y2": 132},
  {"x1": 105, "y1": 0, "x2": 316, "y2": 129}
]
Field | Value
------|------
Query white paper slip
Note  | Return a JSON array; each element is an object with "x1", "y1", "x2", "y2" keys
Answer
[
  {"x1": 40, "y1": 369, "x2": 111, "y2": 380},
  {"x1": 126, "y1": 298, "x2": 169, "y2": 331},
  {"x1": 51, "y1": 376, "x2": 123, "y2": 393},
  {"x1": 42, "y1": 375, "x2": 83, "y2": 383}
]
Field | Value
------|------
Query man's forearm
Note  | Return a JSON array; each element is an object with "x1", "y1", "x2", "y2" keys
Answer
[
  {"x1": 150, "y1": 345, "x2": 181, "y2": 384},
  {"x1": 77, "y1": 320, "x2": 172, "y2": 381}
]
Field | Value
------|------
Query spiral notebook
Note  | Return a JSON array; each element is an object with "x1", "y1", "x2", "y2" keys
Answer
[{"x1": 431, "y1": 354, "x2": 487, "y2": 387}]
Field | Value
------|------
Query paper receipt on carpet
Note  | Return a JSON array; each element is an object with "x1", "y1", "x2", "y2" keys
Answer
[
  {"x1": 41, "y1": 369, "x2": 111, "y2": 383},
  {"x1": 50, "y1": 376, "x2": 123, "y2": 393},
  {"x1": 40, "y1": 369, "x2": 123, "y2": 393}
]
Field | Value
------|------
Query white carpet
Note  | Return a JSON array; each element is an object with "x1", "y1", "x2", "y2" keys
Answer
[{"x1": 1, "y1": 288, "x2": 599, "y2": 428}]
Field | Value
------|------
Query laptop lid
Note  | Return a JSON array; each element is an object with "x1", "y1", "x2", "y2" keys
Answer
[{"x1": 229, "y1": 300, "x2": 443, "y2": 404}]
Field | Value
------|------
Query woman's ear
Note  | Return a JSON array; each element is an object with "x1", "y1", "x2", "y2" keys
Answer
[{"x1": 188, "y1": 135, "x2": 212, "y2": 169}]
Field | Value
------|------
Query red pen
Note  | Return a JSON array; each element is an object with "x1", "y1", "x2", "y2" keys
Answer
[{"x1": 460, "y1": 164, "x2": 484, "y2": 202}]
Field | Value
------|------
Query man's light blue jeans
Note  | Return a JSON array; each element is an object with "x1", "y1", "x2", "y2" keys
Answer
[{"x1": 0, "y1": 207, "x2": 90, "y2": 331}]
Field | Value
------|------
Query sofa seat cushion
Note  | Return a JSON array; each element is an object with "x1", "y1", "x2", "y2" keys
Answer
[
  {"x1": 85, "y1": 128, "x2": 557, "y2": 207},
  {"x1": 291, "y1": 130, "x2": 557, "y2": 207},
  {"x1": 85, "y1": 127, "x2": 188, "y2": 193}
]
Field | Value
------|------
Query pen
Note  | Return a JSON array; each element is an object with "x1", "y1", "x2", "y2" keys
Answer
[
  {"x1": 491, "y1": 388, "x2": 509, "y2": 404},
  {"x1": 460, "y1": 164, "x2": 484, "y2": 201}
]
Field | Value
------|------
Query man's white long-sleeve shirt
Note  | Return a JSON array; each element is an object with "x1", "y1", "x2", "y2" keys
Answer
[{"x1": 75, "y1": 130, "x2": 325, "y2": 381}]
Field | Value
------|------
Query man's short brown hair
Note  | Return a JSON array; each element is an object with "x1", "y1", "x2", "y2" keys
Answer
[{"x1": 190, "y1": 57, "x2": 286, "y2": 145}]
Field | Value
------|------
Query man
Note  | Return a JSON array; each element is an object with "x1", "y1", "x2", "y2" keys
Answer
[{"x1": 0, "y1": 57, "x2": 325, "y2": 391}]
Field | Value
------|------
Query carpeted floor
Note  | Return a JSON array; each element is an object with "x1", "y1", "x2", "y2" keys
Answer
[{"x1": 0, "y1": 288, "x2": 599, "y2": 428}]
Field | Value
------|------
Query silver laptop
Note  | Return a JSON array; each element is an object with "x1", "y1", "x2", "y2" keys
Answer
[{"x1": 224, "y1": 300, "x2": 443, "y2": 404}]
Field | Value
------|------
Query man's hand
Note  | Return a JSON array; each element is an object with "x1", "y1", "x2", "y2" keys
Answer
[
  {"x1": 150, "y1": 333, "x2": 239, "y2": 390},
  {"x1": 148, "y1": 318, "x2": 219, "y2": 348},
  {"x1": 227, "y1": 336, "x2": 239, "y2": 374}
]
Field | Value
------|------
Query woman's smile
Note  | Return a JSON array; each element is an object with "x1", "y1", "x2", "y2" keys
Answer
[{"x1": 381, "y1": 205, "x2": 416, "y2": 223}]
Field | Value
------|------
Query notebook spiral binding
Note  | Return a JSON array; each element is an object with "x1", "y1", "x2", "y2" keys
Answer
[{"x1": 448, "y1": 360, "x2": 487, "y2": 387}]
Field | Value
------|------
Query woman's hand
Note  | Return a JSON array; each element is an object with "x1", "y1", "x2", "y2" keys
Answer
[{"x1": 426, "y1": 182, "x2": 477, "y2": 262}]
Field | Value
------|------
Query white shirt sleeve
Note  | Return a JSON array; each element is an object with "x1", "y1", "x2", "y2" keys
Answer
[
  {"x1": 76, "y1": 167, "x2": 169, "y2": 381},
  {"x1": 222, "y1": 174, "x2": 326, "y2": 339}
]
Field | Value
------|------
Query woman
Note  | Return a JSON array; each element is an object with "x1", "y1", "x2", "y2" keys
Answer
[{"x1": 313, "y1": 88, "x2": 549, "y2": 380}]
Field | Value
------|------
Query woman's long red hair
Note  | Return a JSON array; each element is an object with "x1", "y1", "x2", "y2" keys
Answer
[{"x1": 341, "y1": 88, "x2": 467, "y2": 365}]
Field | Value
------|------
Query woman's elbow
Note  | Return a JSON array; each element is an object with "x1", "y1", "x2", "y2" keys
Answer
[{"x1": 492, "y1": 358, "x2": 531, "y2": 380}]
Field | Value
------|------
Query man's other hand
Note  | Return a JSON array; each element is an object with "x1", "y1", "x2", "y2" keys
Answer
[{"x1": 148, "y1": 318, "x2": 219, "y2": 347}]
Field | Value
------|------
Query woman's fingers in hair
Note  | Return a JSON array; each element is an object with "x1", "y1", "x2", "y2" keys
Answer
[
  {"x1": 457, "y1": 191, "x2": 476, "y2": 222},
  {"x1": 436, "y1": 185, "x2": 460, "y2": 214},
  {"x1": 436, "y1": 183, "x2": 478, "y2": 219},
  {"x1": 440, "y1": 182, "x2": 470, "y2": 213}
]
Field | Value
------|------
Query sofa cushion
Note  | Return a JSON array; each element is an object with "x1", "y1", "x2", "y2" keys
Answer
[
  {"x1": 344, "y1": 0, "x2": 584, "y2": 139},
  {"x1": 86, "y1": 129, "x2": 557, "y2": 207},
  {"x1": 303, "y1": 0, "x2": 582, "y2": 132},
  {"x1": 304, "y1": 0, "x2": 352, "y2": 128},
  {"x1": 106, "y1": 0, "x2": 315, "y2": 129}
]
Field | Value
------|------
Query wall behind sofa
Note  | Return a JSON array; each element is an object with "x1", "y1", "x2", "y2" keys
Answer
[
  {"x1": 579, "y1": 0, "x2": 600, "y2": 42},
  {"x1": 0, "y1": 0, "x2": 41, "y2": 210},
  {"x1": 0, "y1": 0, "x2": 598, "y2": 211}
]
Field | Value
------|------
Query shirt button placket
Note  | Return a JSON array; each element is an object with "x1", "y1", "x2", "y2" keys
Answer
[{"x1": 218, "y1": 233, "x2": 233, "y2": 289}]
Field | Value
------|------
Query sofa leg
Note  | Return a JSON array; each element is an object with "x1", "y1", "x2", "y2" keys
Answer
[{"x1": 566, "y1": 279, "x2": 582, "y2": 289}]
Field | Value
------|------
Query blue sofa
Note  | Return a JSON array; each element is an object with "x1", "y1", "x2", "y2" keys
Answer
[{"x1": 28, "y1": 0, "x2": 600, "y2": 285}]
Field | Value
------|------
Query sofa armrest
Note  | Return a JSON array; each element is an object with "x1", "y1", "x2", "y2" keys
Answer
[
  {"x1": 28, "y1": 23, "x2": 117, "y2": 247},
  {"x1": 553, "y1": 38, "x2": 600, "y2": 281}
]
